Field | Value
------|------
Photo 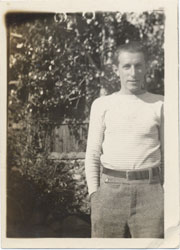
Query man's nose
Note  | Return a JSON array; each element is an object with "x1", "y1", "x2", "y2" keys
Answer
[{"x1": 130, "y1": 66, "x2": 136, "y2": 76}]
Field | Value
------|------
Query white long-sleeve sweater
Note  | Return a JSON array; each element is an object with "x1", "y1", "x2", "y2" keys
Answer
[{"x1": 85, "y1": 91, "x2": 164, "y2": 195}]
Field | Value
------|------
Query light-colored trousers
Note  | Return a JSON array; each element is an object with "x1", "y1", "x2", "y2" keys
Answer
[{"x1": 91, "y1": 170, "x2": 164, "y2": 238}]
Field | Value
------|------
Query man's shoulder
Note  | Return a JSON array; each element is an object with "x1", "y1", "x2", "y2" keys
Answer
[
  {"x1": 92, "y1": 93, "x2": 117, "y2": 108},
  {"x1": 145, "y1": 92, "x2": 164, "y2": 103}
]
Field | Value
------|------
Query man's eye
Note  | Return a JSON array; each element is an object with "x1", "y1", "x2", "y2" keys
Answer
[{"x1": 123, "y1": 65, "x2": 130, "y2": 69}]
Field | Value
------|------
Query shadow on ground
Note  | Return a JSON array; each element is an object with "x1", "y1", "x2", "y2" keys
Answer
[{"x1": 7, "y1": 211, "x2": 91, "y2": 238}]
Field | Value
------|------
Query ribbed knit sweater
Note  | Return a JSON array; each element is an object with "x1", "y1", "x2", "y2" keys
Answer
[{"x1": 85, "y1": 91, "x2": 164, "y2": 195}]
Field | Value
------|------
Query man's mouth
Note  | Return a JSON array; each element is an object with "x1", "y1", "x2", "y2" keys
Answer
[{"x1": 128, "y1": 80, "x2": 139, "y2": 82}]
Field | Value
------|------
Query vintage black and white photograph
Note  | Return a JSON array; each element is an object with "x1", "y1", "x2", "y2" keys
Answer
[{"x1": 0, "y1": 0, "x2": 179, "y2": 248}]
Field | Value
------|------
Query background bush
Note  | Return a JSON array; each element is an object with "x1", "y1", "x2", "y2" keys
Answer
[{"x1": 7, "y1": 11, "x2": 164, "y2": 237}]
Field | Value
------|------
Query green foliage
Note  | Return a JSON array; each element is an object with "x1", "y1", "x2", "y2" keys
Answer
[{"x1": 7, "y1": 11, "x2": 164, "y2": 228}]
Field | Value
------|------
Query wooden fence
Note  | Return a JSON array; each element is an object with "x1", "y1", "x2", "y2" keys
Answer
[{"x1": 48, "y1": 122, "x2": 89, "y2": 160}]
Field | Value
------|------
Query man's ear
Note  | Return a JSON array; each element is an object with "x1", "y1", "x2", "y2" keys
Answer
[{"x1": 112, "y1": 64, "x2": 119, "y2": 76}]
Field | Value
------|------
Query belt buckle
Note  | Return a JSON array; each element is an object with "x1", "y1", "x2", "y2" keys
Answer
[{"x1": 126, "y1": 170, "x2": 130, "y2": 180}]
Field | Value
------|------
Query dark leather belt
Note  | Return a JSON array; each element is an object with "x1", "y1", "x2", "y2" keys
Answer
[{"x1": 102, "y1": 166, "x2": 160, "y2": 180}]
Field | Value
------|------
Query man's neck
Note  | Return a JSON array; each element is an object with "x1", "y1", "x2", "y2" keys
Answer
[{"x1": 119, "y1": 89, "x2": 147, "y2": 95}]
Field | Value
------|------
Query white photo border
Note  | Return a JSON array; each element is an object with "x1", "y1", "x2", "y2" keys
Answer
[{"x1": 0, "y1": 0, "x2": 179, "y2": 248}]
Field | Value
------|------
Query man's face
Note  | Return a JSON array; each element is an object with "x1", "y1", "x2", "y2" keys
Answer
[{"x1": 117, "y1": 51, "x2": 146, "y2": 95}]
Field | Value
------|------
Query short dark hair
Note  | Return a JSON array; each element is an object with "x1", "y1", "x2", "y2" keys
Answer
[{"x1": 113, "y1": 41, "x2": 147, "y2": 66}]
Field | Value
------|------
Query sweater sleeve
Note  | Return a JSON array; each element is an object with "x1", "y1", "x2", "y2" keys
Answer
[
  {"x1": 159, "y1": 102, "x2": 164, "y2": 185},
  {"x1": 85, "y1": 97, "x2": 106, "y2": 196}
]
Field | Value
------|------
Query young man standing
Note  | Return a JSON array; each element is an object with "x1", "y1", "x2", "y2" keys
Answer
[{"x1": 85, "y1": 42, "x2": 164, "y2": 238}]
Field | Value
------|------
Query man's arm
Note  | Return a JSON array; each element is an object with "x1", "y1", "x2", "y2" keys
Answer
[
  {"x1": 85, "y1": 97, "x2": 106, "y2": 196},
  {"x1": 159, "y1": 103, "x2": 164, "y2": 185}
]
